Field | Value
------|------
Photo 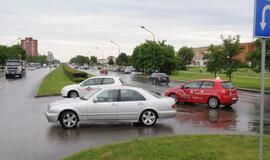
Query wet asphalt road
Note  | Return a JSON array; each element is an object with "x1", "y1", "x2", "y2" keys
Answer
[{"x1": 0, "y1": 68, "x2": 269, "y2": 160}]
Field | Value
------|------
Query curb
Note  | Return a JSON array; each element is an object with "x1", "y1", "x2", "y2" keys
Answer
[
  {"x1": 35, "y1": 94, "x2": 61, "y2": 98},
  {"x1": 170, "y1": 79, "x2": 270, "y2": 95},
  {"x1": 237, "y1": 88, "x2": 270, "y2": 95}
]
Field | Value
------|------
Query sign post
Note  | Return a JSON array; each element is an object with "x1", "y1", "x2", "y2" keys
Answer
[{"x1": 254, "y1": 0, "x2": 268, "y2": 160}]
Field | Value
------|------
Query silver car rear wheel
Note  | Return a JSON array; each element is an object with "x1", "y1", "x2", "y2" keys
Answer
[
  {"x1": 59, "y1": 111, "x2": 78, "y2": 129},
  {"x1": 140, "y1": 110, "x2": 157, "y2": 126}
]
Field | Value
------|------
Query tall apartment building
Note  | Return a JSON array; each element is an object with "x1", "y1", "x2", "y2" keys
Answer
[{"x1": 20, "y1": 37, "x2": 38, "y2": 56}]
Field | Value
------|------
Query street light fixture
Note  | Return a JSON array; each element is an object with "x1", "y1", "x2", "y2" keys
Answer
[
  {"x1": 141, "y1": 25, "x2": 155, "y2": 41},
  {"x1": 8, "y1": 37, "x2": 21, "y2": 46},
  {"x1": 96, "y1": 47, "x2": 104, "y2": 59},
  {"x1": 110, "y1": 40, "x2": 121, "y2": 55}
]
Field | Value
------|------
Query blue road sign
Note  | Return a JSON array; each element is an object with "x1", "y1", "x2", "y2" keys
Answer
[{"x1": 254, "y1": 0, "x2": 270, "y2": 38}]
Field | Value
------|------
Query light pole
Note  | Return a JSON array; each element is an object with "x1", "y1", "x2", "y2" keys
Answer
[
  {"x1": 110, "y1": 40, "x2": 121, "y2": 55},
  {"x1": 8, "y1": 37, "x2": 21, "y2": 46},
  {"x1": 141, "y1": 25, "x2": 155, "y2": 41},
  {"x1": 96, "y1": 47, "x2": 104, "y2": 59}
]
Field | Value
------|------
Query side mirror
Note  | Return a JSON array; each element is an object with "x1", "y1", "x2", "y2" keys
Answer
[
  {"x1": 80, "y1": 83, "x2": 85, "y2": 87},
  {"x1": 93, "y1": 98, "x2": 98, "y2": 103}
]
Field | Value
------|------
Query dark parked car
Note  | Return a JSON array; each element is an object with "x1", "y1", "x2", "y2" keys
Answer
[{"x1": 147, "y1": 73, "x2": 170, "y2": 85}]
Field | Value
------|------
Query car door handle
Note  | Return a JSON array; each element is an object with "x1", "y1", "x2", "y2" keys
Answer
[{"x1": 138, "y1": 102, "x2": 144, "y2": 106}]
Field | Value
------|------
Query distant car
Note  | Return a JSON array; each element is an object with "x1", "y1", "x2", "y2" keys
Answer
[
  {"x1": 100, "y1": 68, "x2": 108, "y2": 75},
  {"x1": 165, "y1": 79, "x2": 238, "y2": 109},
  {"x1": 124, "y1": 67, "x2": 132, "y2": 74},
  {"x1": 61, "y1": 76, "x2": 124, "y2": 98},
  {"x1": 74, "y1": 66, "x2": 79, "y2": 69},
  {"x1": 147, "y1": 73, "x2": 170, "y2": 85},
  {"x1": 28, "y1": 66, "x2": 35, "y2": 71},
  {"x1": 46, "y1": 86, "x2": 177, "y2": 129}
]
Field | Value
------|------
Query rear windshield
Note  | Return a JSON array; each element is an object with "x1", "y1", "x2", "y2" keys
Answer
[
  {"x1": 152, "y1": 73, "x2": 167, "y2": 77},
  {"x1": 6, "y1": 62, "x2": 20, "y2": 66},
  {"x1": 221, "y1": 82, "x2": 234, "y2": 89},
  {"x1": 143, "y1": 89, "x2": 162, "y2": 98}
]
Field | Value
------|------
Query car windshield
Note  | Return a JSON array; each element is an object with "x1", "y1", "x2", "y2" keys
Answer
[
  {"x1": 80, "y1": 88, "x2": 101, "y2": 100},
  {"x1": 6, "y1": 62, "x2": 20, "y2": 66},
  {"x1": 221, "y1": 82, "x2": 234, "y2": 89}
]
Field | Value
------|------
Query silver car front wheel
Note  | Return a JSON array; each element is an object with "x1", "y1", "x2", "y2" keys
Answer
[
  {"x1": 59, "y1": 111, "x2": 78, "y2": 129},
  {"x1": 140, "y1": 110, "x2": 157, "y2": 126}
]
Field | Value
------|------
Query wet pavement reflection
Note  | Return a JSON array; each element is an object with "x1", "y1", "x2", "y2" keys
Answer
[{"x1": 0, "y1": 68, "x2": 269, "y2": 160}]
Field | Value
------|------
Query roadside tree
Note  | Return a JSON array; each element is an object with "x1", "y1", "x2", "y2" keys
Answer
[
  {"x1": 90, "y1": 56, "x2": 97, "y2": 64},
  {"x1": 203, "y1": 45, "x2": 225, "y2": 78},
  {"x1": 70, "y1": 55, "x2": 90, "y2": 66},
  {"x1": 247, "y1": 39, "x2": 270, "y2": 72},
  {"x1": 221, "y1": 35, "x2": 243, "y2": 81},
  {"x1": 177, "y1": 46, "x2": 194, "y2": 70},
  {"x1": 116, "y1": 53, "x2": 129, "y2": 66},
  {"x1": 0, "y1": 45, "x2": 8, "y2": 70},
  {"x1": 108, "y1": 58, "x2": 114, "y2": 65},
  {"x1": 131, "y1": 40, "x2": 176, "y2": 74}
]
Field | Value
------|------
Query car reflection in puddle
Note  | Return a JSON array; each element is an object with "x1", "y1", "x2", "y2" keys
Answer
[{"x1": 175, "y1": 103, "x2": 237, "y2": 131}]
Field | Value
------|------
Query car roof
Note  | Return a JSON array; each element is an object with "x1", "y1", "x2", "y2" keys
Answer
[
  {"x1": 95, "y1": 85, "x2": 142, "y2": 91},
  {"x1": 91, "y1": 76, "x2": 120, "y2": 79},
  {"x1": 187, "y1": 79, "x2": 229, "y2": 83}
]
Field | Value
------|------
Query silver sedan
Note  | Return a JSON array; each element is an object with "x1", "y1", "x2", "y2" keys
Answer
[{"x1": 45, "y1": 86, "x2": 176, "y2": 129}]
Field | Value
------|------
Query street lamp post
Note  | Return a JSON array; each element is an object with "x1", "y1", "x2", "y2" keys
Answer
[
  {"x1": 110, "y1": 40, "x2": 121, "y2": 55},
  {"x1": 96, "y1": 47, "x2": 104, "y2": 59},
  {"x1": 141, "y1": 26, "x2": 155, "y2": 41},
  {"x1": 8, "y1": 37, "x2": 21, "y2": 46}
]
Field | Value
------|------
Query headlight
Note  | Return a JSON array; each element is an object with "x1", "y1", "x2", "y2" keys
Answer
[{"x1": 47, "y1": 104, "x2": 52, "y2": 112}]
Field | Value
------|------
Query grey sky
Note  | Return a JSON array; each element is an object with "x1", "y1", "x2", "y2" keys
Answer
[{"x1": 0, "y1": 0, "x2": 254, "y2": 61}]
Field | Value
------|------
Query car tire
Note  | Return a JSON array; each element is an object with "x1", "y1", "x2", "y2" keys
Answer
[
  {"x1": 170, "y1": 94, "x2": 178, "y2": 103},
  {"x1": 139, "y1": 110, "x2": 157, "y2": 126},
  {"x1": 208, "y1": 97, "x2": 220, "y2": 109},
  {"x1": 18, "y1": 74, "x2": 22, "y2": 78},
  {"x1": 5, "y1": 75, "x2": 10, "y2": 79},
  {"x1": 59, "y1": 111, "x2": 78, "y2": 129},
  {"x1": 68, "y1": 91, "x2": 79, "y2": 98}
]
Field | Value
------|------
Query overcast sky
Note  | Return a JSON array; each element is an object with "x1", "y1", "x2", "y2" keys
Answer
[{"x1": 0, "y1": 0, "x2": 254, "y2": 61}]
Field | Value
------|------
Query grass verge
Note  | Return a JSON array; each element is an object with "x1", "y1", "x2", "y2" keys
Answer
[
  {"x1": 36, "y1": 64, "x2": 95, "y2": 97},
  {"x1": 36, "y1": 65, "x2": 74, "y2": 97},
  {"x1": 170, "y1": 71, "x2": 270, "y2": 91},
  {"x1": 63, "y1": 135, "x2": 270, "y2": 160}
]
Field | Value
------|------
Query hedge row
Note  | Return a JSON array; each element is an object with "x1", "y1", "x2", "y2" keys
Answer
[{"x1": 62, "y1": 64, "x2": 88, "y2": 82}]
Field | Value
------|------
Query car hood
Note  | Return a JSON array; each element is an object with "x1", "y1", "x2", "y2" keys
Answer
[
  {"x1": 50, "y1": 98, "x2": 85, "y2": 108},
  {"x1": 62, "y1": 84, "x2": 80, "y2": 90}
]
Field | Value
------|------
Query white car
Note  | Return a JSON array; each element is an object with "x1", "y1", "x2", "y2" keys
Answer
[
  {"x1": 46, "y1": 86, "x2": 177, "y2": 129},
  {"x1": 61, "y1": 76, "x2": 124, "y2": 98}
]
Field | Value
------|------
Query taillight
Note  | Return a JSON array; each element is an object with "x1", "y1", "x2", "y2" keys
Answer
[
  {"x1": 221, "y1": 89, "x2": 227, "y2": 94},
  {"x1": 172, "y1": 104, "x2": 177, "y2": 109}
]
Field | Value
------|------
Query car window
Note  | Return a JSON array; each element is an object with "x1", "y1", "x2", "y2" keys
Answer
[
  {"x1": 95, "y1": 89, "x2": 118, "y2": 102},
  {"x1": 82, "y1": 78, "x2": 102, "y2": 86},
  {"x1": 102, "y1": 78, "x2": 115, "y2": 84},
  {"x1": 184, "y1": 81, "x2": 202, "y2": 89},
  {"x1": 201, "y1": 81, "x2": 214, "y2": 89},
  {"x1": 120, "y1": 89, "x2": 146, "y2": 101},
  {"x1": 221, "y1": 82, "x2": 234, "y2": 89}
]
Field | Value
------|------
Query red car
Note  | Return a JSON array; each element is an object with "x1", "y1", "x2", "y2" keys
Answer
[
  {"x1": 100, "y1": 68, "x2": 108, "y2": 75},
  {"x1": 165, "y1": 79, "x2": 238, "y2": 108}
]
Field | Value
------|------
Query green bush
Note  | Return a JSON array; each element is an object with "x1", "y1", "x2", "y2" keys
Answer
[{"x1": 62, "y1": 64, "x2": 88, "y2": 82}]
